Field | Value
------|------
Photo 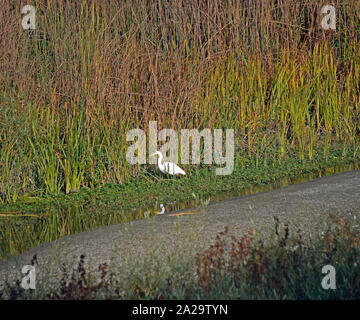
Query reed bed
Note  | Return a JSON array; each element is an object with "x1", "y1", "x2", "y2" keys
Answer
[{"x1": 1, "y1": 0, "x2": 360, "y2": 203}]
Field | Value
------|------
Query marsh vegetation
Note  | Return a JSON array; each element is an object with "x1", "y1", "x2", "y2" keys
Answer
[{"x1": 1, "y1": 1, "x2": 360, "y2": 296}]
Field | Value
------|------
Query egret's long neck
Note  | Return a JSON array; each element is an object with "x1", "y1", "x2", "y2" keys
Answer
[{"x1": 157, "y1": 153, "x2": 163, "y2": 165}]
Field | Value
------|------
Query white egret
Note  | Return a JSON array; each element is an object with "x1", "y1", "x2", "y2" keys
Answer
[
  {"x1": 150, "y1": 151, "x2": 186, "y2": 176},
  {"x1": 157, "y1": 203, "x2": 165, "y2": 214}
]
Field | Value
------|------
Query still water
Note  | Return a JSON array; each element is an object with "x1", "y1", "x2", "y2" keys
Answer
[{"x1": 1, "y1": 161, "x2": 359, "y2": 260}]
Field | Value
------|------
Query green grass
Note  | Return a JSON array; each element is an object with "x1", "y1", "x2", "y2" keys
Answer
[{"x1": 0, "y1": 145, "x2": 358, "y2": 261}]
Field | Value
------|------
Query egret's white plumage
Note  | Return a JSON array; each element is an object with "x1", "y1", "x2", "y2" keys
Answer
[
  {"x1": 150, "y1": 151, "x2": 186, "y2": 176},
  {"x1": 157, "y1": 203, "x2": 165, "y2": 214}
]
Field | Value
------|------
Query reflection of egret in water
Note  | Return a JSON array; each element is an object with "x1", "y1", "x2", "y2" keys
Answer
[{"x1": 157, "y1": 203, "x2": 165, "y2": 214}]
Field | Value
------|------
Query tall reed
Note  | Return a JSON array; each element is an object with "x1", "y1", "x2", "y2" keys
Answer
[{"x1": 0, "y1": 0, "x2": 360, "y2": 203}]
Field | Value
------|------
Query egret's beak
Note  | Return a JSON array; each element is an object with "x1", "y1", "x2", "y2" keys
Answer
[{"x1": 150, "y1": 152, "x2": 156, "y2": 157}]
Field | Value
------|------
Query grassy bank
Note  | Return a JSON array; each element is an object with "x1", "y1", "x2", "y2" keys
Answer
[
  {"x1": 2, "y1": 213, "x2": 360, "y2": 299},
  {"x1": 0, "y1": 145, "x2": 358, "y2": 261}
]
